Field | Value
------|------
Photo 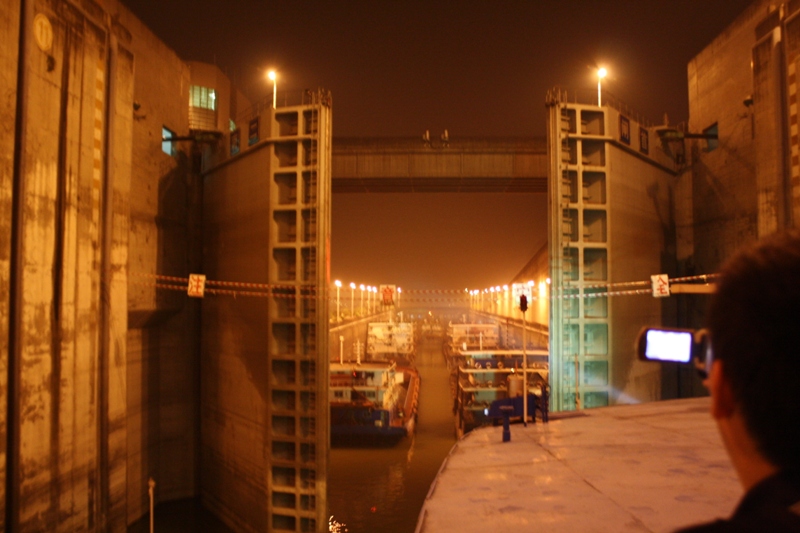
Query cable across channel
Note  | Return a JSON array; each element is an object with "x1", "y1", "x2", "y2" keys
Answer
[{"x1": 129, "y1": 272, "x2": 719, "y2": 303}]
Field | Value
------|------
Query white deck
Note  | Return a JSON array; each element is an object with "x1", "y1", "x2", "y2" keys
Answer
[{"x1": 416, "y1": 397, "x2": 742, "y2": 533}]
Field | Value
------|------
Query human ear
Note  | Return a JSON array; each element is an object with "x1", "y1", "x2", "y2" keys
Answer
[{"x1": 708, "y1": 360, "x2": 736, "y2": 419}]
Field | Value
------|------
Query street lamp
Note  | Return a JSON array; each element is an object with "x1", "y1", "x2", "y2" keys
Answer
[
  {"x1": 350, "y1": 282, "x2": 356, "y2": 317},
  {"x1": 359, "y1": 284, "x2": 365, "y2": 315},
  {"x1": 597, "y1": 67, "x2": 607, "y2": 106},
  {"x1": 397, "y1": 287, "x2": 402, "y2": 308},
  {"x1": 268, "y1": 69, "x2": 277, "y2": 109},
  {"x1": 334, "y1": 280, "x2": 342, "y2": 322}
]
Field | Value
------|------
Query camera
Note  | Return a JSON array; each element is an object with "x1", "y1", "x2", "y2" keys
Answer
[{"x1": 636, "y1": 327, "x2": 713, "y2": 378}]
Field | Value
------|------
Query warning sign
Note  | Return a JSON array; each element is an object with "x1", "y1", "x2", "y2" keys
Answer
[
  {"x1": 380, "y1": 285, "x2": 395, "y2": 306},
  {"x1": 187, "y1": 274, "x2": 207, "y2": 298},
  {"x1": 651, "y1": 274, "x2": 670, "y2": 298}
]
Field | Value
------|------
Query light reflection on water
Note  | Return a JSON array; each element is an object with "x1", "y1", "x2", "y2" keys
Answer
[{"x1": 328, "y1": 339, "x2": 456, "y2": 533}]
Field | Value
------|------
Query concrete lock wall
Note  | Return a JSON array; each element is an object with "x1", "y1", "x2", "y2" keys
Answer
[
  {"x1": 604, "y1": 112, "x2": 677, "y2": 404},
  {"x1": 202, "y1": 145, "x2": 273, "y2": 531},
  {"x1": 687, "y1": 0, "x2": 800, "y2": 278},
  {"x1": 120, "y1": 0, "x2": 201, "y2": 523},
  {"x1": 686, "y1": 1, "x2": 763, "y2": 274},
  {"x1": 0, "y1": 0, "x2": 22, "y2": 529},
  {"x1": 546, "y1": 99, "x2": 679, "y2": 411},
  {"x1": 5, "y1": 0, "x2": 135, "y2": 529},
  {"x1": 202, "y1": 96, "x2": 333, "y2": 531},
  {"x1": 0, "y1": 0, "x2": 203, "y2": 529},
  {"x1": 7, "y1": 0, "x2": 334, "y2": 530}
]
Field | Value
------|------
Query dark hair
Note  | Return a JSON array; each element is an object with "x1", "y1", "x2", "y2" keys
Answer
[{"x1": 706, "y1": 231, "x2": 800, "y2": 470}]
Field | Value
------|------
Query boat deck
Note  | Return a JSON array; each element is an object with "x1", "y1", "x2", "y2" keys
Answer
[{"x1": 416, "y1": 397, "x2": 742, "y2": 533}]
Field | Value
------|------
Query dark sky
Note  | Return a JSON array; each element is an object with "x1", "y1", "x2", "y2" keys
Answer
[{"x1": 121, "y1": 0, "x2": 754, "y2": 291}]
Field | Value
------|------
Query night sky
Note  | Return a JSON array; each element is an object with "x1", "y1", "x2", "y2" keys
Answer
[{"x1": 121, "y1": 0, "x2": 754, "y2": 292}]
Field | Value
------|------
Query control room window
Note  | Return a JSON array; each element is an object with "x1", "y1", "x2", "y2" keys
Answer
[
  {"x1": 190, "y1": 86, "x2": 218, "y2": 130},
  {"x1": 704, "y1": 123, "x2": 719, "y2": 152},
  {"x1": 162, "y1": 126, "x2": 176, "y2": 156},
  {"x1": 190, "y1": 85, "x2": 216, "y2": 111}
]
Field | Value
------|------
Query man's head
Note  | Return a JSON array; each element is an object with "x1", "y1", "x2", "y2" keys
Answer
[{"x1": 706, "y1": 231, "x2": 800, "y2": 472}]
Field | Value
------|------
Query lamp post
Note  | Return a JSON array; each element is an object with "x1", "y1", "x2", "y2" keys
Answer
[
  {"x1": 268, "y1": 69, "x2": 277, "y2": 109},
  {"x1": 334, "y1": 280, "x2": 342, "y2": 322},
  {"x1": 397, "y1": 287, "x2": 402, "y2": 308},
  {"x1": 597, "y1": 67, "x2": 607, "y2": 106},
  {"x1": 350, "y1": 282, "x2": 356, "y2": 318},
  {"x1": 359, "y1": 284, "x2": 365, "y2": 315}
]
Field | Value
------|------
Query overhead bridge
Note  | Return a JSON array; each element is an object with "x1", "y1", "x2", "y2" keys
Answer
[{"x1": 332, "y1": 137, "x2": 548, "y2": 193}]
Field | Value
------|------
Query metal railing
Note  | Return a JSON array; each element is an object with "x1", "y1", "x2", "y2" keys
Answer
[
  {"x1": 235, "y1": 88, "x2": 332, "y2": 125},
  {"x1": 545, "y1": 86, "x2": 661, "y2": 129}
]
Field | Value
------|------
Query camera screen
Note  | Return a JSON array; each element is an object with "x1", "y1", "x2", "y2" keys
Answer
[{"x1": 644, "y1": 329, "x2": 693, "y2": 363}]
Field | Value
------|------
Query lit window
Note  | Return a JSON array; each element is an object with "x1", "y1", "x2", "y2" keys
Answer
[
  {"x1": 704, "y1": 123, "x2": 718, "y2": 152},
  {"x1": 162, "y1": 126, "x2": 176, "y2": 156},
  {"x1": 229, "y1": 119, "x2": 236, "y2": 131},
  {"x1": 190, "y1": 85, "x2": 217, "y2": 111}
]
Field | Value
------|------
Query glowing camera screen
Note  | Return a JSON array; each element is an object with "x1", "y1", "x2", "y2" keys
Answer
[{"x1": 643, "y1": 329, "x2": 693, "y2": 363}]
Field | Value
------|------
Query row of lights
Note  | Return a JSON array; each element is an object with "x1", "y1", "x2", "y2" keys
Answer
[
  {"x1": 467, "y1": 278, "x2": 551, "y2": 300},
  {"x1": 332, "y1": 280, "x2": 402, "y2": 321}
]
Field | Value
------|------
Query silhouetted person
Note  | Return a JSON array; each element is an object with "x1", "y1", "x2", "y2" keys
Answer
[{"x1": 676, "y1": 231, "x2": 800, "y2": 531}]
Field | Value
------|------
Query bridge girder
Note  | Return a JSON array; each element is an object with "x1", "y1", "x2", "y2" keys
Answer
[{"x1": 332, "y1": 137, "x2": 548, "y2": 193}]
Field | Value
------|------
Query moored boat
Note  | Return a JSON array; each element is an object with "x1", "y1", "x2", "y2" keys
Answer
[
  {"x1": 366, "y1": 321, "x2": 415, "y2": 365},
  {"x1": 450, "y1": 348, "x2": 549, "y2": 437},
  {"x1": 329, "y1": 361, "x2": 420, "y2": 447},
  {"x1": 443, "y1": 323, "x2": 500, "y2": 362}
]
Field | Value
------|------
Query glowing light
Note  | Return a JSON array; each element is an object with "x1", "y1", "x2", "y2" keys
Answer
[
  {"x1": 328, "y1": 515, "x2": 348, "y2": 532},
  {"x1": 267, "y1": 69, "x2": 277, "y2": 108},
  {"x1": 597, "y1": 67, "x2": 608, "y2": 106},
  {"x1": 334, "y1": 280, "x2": 342, "y2": 287}
]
